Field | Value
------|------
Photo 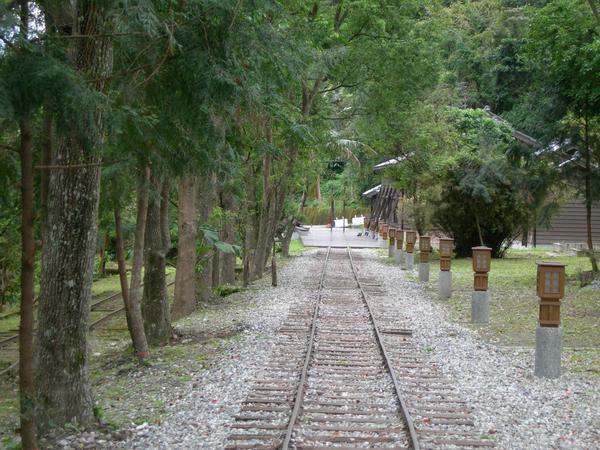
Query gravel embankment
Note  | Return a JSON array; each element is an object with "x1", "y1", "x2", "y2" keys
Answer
[
  {"x1": 47, "y1": 248, "x2": 598, "y2": 449},
  {"x1": 122, "y1": 250, "x2": 322, "y2": 449},
  {"x1": 362, "y1": 249, "x2": 599, "y2": 450}
]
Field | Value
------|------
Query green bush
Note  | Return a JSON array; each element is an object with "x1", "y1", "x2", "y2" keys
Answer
[{"x1": 300, "y1": 206, "x2": 369, "y2": 225}]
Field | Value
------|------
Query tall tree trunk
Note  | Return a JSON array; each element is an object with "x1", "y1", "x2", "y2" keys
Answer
[
  {"x1": 35, "y1": 1, "x2": 113, "y2": 432},
  {"x1": 19, "y1": 116, "x2": 36, "y2": 449},
  {"x1": 172, "y1": 175, "x2": 200, "y2": 320},
  {"x1": 253, "y1": 141, "x2": 300, "y2": 279},
  {"x1": 253, "y1": 190, "x2": 277, "y2": 279},
  {"x1": 114, "y1": 206, "x2": 134, "y2": 340},
  {"x1": 271, "y1": 241, "x2": 277, "y2": 287},
  {"x1": 98, "y1": 230, "x2": 109, "y2": 277},
  {"x1": 252, "y1": 153, "x2": 273, "y2": 279},
  {"x1": 243, "y1": 159, "x2": 258, "y2": 286},
  {"x1": 142, "y1": 177, "x2": 171, "y2": 345},
  {"x1": 40, "y1": 109, "x2": 52, "y2": 229},
  {"x1": 128, "y1": 167, "x2": 150, "y2": 357},
  {"x1": 160, "y1": 179, "x2": 171, "y2": 252},
  {"x1": 196, "y1": 175, "x2": 215, "y2": 303},
  {"x1": 221, "y1": 189, "x2": 236, "y2": 285},
  {"x1": 281, "y1": 218, "x2": 295, "y2": 258},
  {"x1": 281, "y1": 190, "x2": 306, "y2": 257},
  {"x1": 18, "y1": 3, "x2": 36, "y2": 447},
  {"x1": 584, "y1": 116, "x2": 599, "y2": 273}
]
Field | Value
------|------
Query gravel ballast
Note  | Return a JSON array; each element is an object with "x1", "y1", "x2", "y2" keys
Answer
[
  {"x1": 367, "y1": 249, "x2": 599, "y2": 450},
  {"x1": 43, "y1": 248, "x2": 598, "y2": 449},
  {"x1": 122, "y1": 250, "x2": 322, "y2": 449}
]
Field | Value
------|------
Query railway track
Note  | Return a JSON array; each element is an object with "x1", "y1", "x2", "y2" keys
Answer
[
  {"x1": 0, "y1": 278, "x2": 175, "y2": 377},
  {"x1": 225, "y1": 247, "x2": 495, "y2": 449}
]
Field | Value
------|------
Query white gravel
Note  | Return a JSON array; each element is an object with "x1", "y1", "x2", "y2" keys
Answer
[
  {"x1": 361, "y1": 249, "x2": 600, "y2": 450},
  {"x1": 122, "y1": 250, "x2": 322, "y2": 449},
  {"x1": 47, "y1": 248, "x2": 598, "y2": 449}
]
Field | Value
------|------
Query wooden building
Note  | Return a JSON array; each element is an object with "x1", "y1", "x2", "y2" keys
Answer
[
  {"x1": 363, "y1": 109, "x2": 599, "y2": 247},
  {"x1": 531, "y1": 199, "x2": 600, "y2": 246}
]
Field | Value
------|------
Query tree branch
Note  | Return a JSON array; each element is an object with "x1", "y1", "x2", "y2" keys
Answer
[
  {"x1": 586, "y1": 0, "x2": 600, "y2": 25},
  {"x1": 319, "y1": 81, "x2": 362, "y2": 94}
]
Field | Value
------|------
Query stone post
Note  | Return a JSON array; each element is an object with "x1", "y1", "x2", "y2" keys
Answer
[
  {"x1": 405, "y1": 230, "x2": 416, "y2": 271},
  {"x1": 438, "y1": 238, "x2": 453, "y2": 299},
  {"x1": 395, "y1": 230, "x2": 404, "y2": 266},
  {"x1": 471, "y1": 246, "x2": 491, "y2": 323},
  {"x1": 388, "y1": 227, "x2": 396, "y2": 258},
  {"x1": 534, "y1": 262, "x2": 566, "y2": 379},
  {"x1": 418, "y1": 235, "x2": 431, "y2": 282}
]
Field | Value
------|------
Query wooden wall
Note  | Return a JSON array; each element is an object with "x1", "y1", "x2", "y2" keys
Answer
[{"x1": 532, "y1": 199, "x2": 600, "y2": 245}]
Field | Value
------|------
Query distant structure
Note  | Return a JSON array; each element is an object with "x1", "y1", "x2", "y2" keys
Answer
[
  {"x1": 484, "y1": 106, "x2": 599, "y2": 247},
  {"x1": 363, "y1": 108, "x2": 599, "y2": 247},
  {"x1": 361, "y1": 156, "x2": 409, "y2": 229}
]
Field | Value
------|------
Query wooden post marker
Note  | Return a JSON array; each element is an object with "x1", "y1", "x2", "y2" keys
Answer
[
  {"x1": 395, "y1": 229, "x2": 404, "y2": 266},
  {"x1": 438, "y1": 238, "x2": 453, "y2": 298},
  {"x1": 388, "y1": 227, "x2": 396, "y2": 258},
  {"x1": 418, "y1": 235, "x2": 431, "y2": 282},
  {"x1": 404, "y1": 230, "x2": 417, "y2": 270},
  {"x1": 471, "y1": 246, "x2": 491, "y2": 323},
  {"x1": 379, "y1": 222, "x2": 389, "y2": 248},
  {"x1": 534, "y1": 262, "x2": 566, "y2": 378}
]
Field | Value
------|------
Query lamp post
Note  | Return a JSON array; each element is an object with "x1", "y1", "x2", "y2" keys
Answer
[
  {"x1": 395, "y1": 229, "x2": 404, "y2": 266},
  {"x1": 471, "y1": 246, "x2": 492, "y2": 323},
  {"x1": 534, "y1": 262, "x2": 566, "y2": 378},
  {"x1": 418, "y1": 235, "x2": 431, "y2": 282},
  {"x1": 405, "y1": 230, "x2": 417, "y2": 270},
  {"x1": 438, "y1": 238, "x2": 453, "y2": 299},
  {"x1": 388, "y1": 227, "x2": 396, "y2": 258}
]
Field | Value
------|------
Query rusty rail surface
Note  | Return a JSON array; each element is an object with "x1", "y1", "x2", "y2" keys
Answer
[
  {"x1": 281, "y1": 245, "x2": 332, "y2": 449},
  {"x1": 346, "y1": 246, "x2": 420, "y2": 450}
]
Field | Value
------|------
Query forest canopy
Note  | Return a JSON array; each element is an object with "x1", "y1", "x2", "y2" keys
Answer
[{"x1": 0, "y1": 0, "x2": 598, "y2": 446}]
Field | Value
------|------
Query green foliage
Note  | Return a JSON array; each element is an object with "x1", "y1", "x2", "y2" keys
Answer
[
  {"x1": 430, "y1": 108, "x2": 547, "y2": 257},
  {"x1": 198, "y1": 224, "x2": 241, "y2": 257},
  {"x1": 0, "y1": 134, "x2": 20, "y2": 308},
  {"x1": 214, "y1": 284, "x2": 243, "y2": 297},
  {"x1": 527, "y1": 0, "x2": 600, "y2": 116}
]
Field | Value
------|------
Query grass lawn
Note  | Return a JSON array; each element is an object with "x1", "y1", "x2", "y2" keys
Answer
[
  {"x1": 288, "y1": 238, "x2": 307, "y2": 255},
  {"x1": 0, "y1": 269, "x2": 176, "y2": 443},
  {"x1": 405, "y1": 247, "x2": 599, "y2": 377}
]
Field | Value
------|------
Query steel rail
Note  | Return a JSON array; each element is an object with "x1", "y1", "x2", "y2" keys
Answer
[
  {"x1": 281, "y1": 245, "x2": 332, "y2": 450},
  {"x1": 346, "y1": 246, "x2": 420, "y2": 450},
  {"x1": 0, "y1": 288, "x2": 129, "y2": 349},
  {"x1": 89, "y1": 280, "x2": 175, "y2": 329},
  {"x1": 0, "y1": 360, "x2": 18, "y2": 377},
  {"x1": 0, "y1": 278, "x2": 176, "y2": 377}
]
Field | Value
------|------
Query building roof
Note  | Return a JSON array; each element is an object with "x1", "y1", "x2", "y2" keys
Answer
[
  {"x1": 483, "y1": 106, "x2": 541, "y2": 148},
  {"x1": 373, "y1": 152, "x2": 414, "y2": 172},
  {"x1": 361, "y1": 184, "x2": 381, "y2": 198}
]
